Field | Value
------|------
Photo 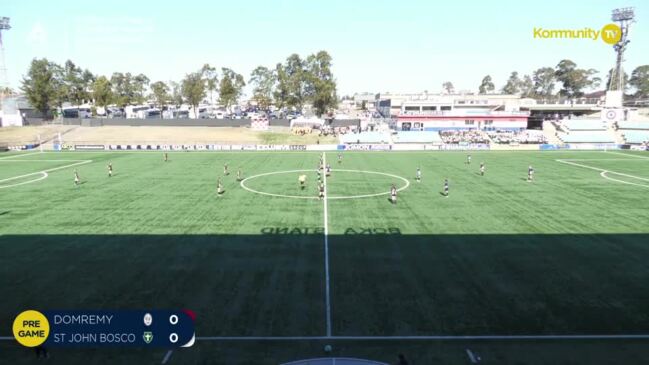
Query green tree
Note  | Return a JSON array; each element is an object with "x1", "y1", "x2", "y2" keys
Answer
[
  {"x1": 82, "y1": 69, "x2": 96, "y2": 99},
  {"x1": 532, "y1": 67, "x2": 556, "y2": 98},
  {"x1": 63, "y1": 60, "x2": 87, "y2": 106},
  {"x1": 554, "y1": 60, "x2": 599, "y2": 98},
  {"x1": 201, "y1": 64, "x2": 219, "y2": 104},
  {"x1": 110, "y1": 72, "x2": 134, "y2": 107},
  {"x1": 132, "y1": 73, "x2": 150, "y2": 104},
  {"x1": 478, "y1": 75, "x2": 494, "y2": 94},
  {"x1": 218, "y1": 68, "x2": 245, "y2": 111},
  {"x1": 20, "y1": 58, "x2": 62, "y2": 119},
  {"x1": 1, "y1": 86, "x2": 15, "y2": 96},
  {"x1": 150, "y1": 81, "x2": 170, "y2": 117},
  {"x1": 305, "y1": 50, "x2": 337, "y2": 117},
  {"x1": 442, "y1": 81, "x2": 454, "y2": 94},
  {"x1": 181, "y1": 72, "x2": 206, "y2": 118},
  {"x1": 273, "y1": 62, "x2": 290, "y2": 110},
  {"x1": 628, "y1": 65, "x2": 649, "y2": 98},
  {"x1": 501, "y1": 71, "x2": 521, "y2": 94},
  {"x1": 169, "y1": 81, "x2": 183, "y2": 108},
  {"x1": 249, "y1": 66, "x2": 275, "y2": 110},
  {"x1": 92, "y1": 76, "x2": 113, "y2": 109},
  {"x1": 283, "y1": 54, "x2": 308, "y2": 111},
  {"x1": 520, "y1": 74, "x2": 534, "y2": 98}
]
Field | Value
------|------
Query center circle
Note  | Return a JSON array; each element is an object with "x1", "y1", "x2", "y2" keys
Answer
[{"x1": 240, "y1": 169, "x2": 410, "y2": 200}]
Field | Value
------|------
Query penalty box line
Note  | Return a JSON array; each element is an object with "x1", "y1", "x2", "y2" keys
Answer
[
  {"x1": 0, "y1": 159, "x2": 93, "y2": 184},
  {"x1": 556, "y1": 159, "x2": 649, "y2": 188}
]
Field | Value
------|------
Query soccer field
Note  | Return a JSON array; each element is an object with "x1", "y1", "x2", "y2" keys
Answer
[{"x1": 1, "y1": 150, "x2": 649, "y2": 364}]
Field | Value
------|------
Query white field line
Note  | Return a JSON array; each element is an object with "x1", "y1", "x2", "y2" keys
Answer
[
  {"x1": 0, "y1": 159, "x2": 92, "y2": 162},
  {"x1": 240, "y1": 169, "x2": 409, "y2": 200},
  {"x1": 605, "y1": 151, "x2": 649, "y2": 160},
  {"x1": 161, "y1": 349, "x2": 173, "y2": 364},
  {"x1": 0, "y1": 160, "x2": 93, "y2": 186},
  {"x1": 600, "y1": 171, "x2": 649, "y2": 189},
  {"x1": 556, "y1": 159, "x2": 649, "y2": 187},
  {"x1": 0, "y1": 152, "x2": 42, "y2": 160},
  {"x1": 323, "y1": 152, "x2": 332, "y2": 337},
  {"x1": 554, "y1": 158, "x2": 649, "y2": 161},
  {"x1": 0, "y1": 172, "x2": 48, "y2": 189}
]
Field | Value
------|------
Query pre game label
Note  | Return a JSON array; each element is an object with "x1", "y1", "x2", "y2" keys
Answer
[{"x1": 13, "y1": 310, "x2": 195, "y2": 348}]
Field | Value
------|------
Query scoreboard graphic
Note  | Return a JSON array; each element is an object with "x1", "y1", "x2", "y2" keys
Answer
[{"x1": 13, "y1": 309, "x2": 195, "y2": 348}]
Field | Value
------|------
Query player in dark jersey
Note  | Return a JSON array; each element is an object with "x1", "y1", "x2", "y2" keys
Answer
[
  {"x1": 443, "y1": 178, "x2": 449, "y2": 197},
  {"x1": 480, "y1": 162, "x2": 485, "y2": 176},
  {"x1": 318, "y1": 181, "x2": 325, "y2": 200},
  {"x1": 528, "y1": 165, "x2": 534, "y2": 182},
  {"x1": 107, "y1": 162, "x2": 113, "y2": 177},
  {"x1": 164, "y1": 152, "x2": 168, "y2": 162},
  {"x1": 326, "y1": 163, "x2": 331, "y2": 177},
  {"x1": 390, "y1": 184, "x2": 397, "y2": 204}
]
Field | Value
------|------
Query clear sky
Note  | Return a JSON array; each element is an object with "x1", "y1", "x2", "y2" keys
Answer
[{"x1": 3, "y1": 0, "x2": 648, "y2": 96}]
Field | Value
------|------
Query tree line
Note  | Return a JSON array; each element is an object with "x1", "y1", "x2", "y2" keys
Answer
[
  {"x1": 439, "y1": 60, "x2": 649, "y2": 99},
  {"x1": 19, "y1": 50, "x2": 338, "y2": 119}
]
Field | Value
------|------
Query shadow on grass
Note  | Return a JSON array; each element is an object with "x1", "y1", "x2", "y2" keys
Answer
[{"x1": 1, "y1": 233, "x2": 649, "y2": 340}]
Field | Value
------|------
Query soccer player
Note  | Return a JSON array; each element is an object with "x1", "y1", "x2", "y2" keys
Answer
[
  {"x1": 107, "y1": 162, "x2": 113, "y2": 177},
  {"x1": 480, "y1": 162, "x2": 485, "y2": 176},
  {"x1": 443, "y1": 178, "x2": 449, "y2": 197},
  {"x1": 466, "y1": 154, "x2": 472, "y2": 165},
  {"x1": 318, "y1": 181, "x2": 325, "y2": 200},
  {"x1": 337, "y1": 153, "x2": 342, "y2": 164},
  {"x1": 236, "y1": 168, "x2": 242, "y2": 181},
  {"x1": 164, "y1": 152, "x2": 168, "y2": 162},
  {"x1": 528, "y1": 165, "x2": 534, "y2": 182},
  {"x1": 74, "y1": 170, "x2": 80, "y2": 186},
  {"x1": 299, "y1": 174, "x2": 307, "y2": 190},
  {"x1": 390, "y1": 184, "x2": 397, "y2": 204},
  {"x1": 223, "y1": 163, "x2": 229, "y2": 176},
  {"x1": 416, "y1": 167, "x2": 421, "y2": 182},
  {"x1": 217, "y1": 178, "x2": 223, "y2": 195},
  {"x1": 326, "y1": 163, "x2": 331, "y2": 177}
]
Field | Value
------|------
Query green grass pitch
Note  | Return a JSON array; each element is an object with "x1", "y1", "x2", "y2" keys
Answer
[{"x1": 1, "y1": 150, "x2": 649, "y2": 364}]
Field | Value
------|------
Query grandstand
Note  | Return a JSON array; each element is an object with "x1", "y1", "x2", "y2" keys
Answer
[
  {"x1": 487, "y1": 129, "x2": 547, "y2": 144},
  {"x1": 559, "y1": 119, "x2": 607, "y2": 131},
  {"x1": 616, "y1": 121, "x2": 649, "y2": 144},
  {"x1": 393, "y1": 131, "x2": 442, "y2": 144},
  {"x1": 557, "y1": 131, "x2": 615, "y2": 143},
  {"x1": 339, "y1": 131, "x2": 391, "y2": 144},
  {"x1": 555, "y1": 119, "x2": 615, "y2": 144}
]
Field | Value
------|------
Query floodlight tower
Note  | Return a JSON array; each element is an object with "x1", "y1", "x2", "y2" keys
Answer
[
  {"x1": 608, "y1": 8, "x2": 634, "y2": 92},
  {"x1": 0, "y1": 17, "x2": 10, "y2": 91}
]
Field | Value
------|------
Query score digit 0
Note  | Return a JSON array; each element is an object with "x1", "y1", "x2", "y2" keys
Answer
[{"x1": 169, "y1": 315, "x2": 178, "y2": 325}]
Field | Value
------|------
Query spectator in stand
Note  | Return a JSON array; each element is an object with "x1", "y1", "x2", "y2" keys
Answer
[{"x1": 439, "y1": 130, "x2": 489, "y2": 144}]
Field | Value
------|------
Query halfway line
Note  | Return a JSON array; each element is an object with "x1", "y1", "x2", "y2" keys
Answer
[{"x1": 322, "y1": 152, "x2": 332, "y2": 337}]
